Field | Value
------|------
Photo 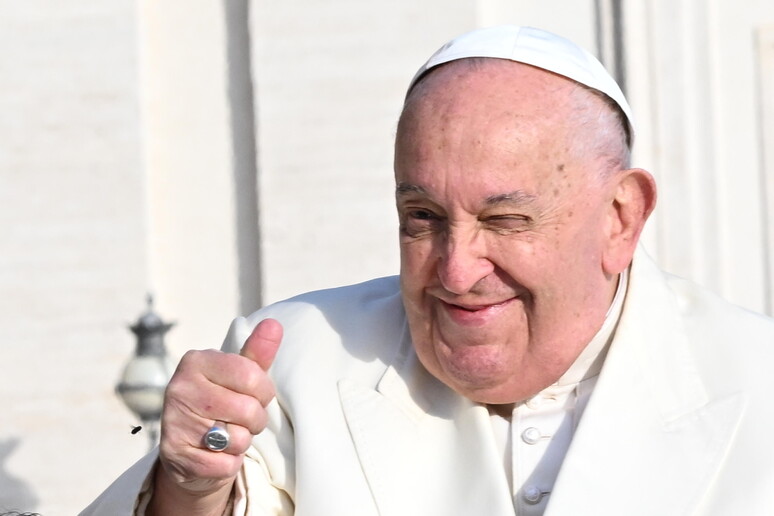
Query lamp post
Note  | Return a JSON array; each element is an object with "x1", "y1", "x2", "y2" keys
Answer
[{"x1": 116, "y1": 295, "x2": 175, "y2": 450}]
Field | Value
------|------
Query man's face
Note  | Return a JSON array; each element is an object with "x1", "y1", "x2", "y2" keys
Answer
[{"x1": 395, "y1": 61, "x2": 622, "y2": 404}]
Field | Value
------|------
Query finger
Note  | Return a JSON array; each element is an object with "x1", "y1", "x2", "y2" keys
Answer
[
  {"x1": 164, "y1": 355, "x2": 272, "y2": 431},
  {"x1": 193, "y1": 381, "x2": 271, "y2": 434},
  {"x1": 240, "y1": 318, "x2": 283, "y2": 371},
  {"x1": 185, "y1": 350, "x2": 276, "y2": 405}
]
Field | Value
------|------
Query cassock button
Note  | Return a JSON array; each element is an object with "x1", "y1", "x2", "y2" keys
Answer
[
  {"x1": 521, "y1": 427, "x2": 542, "y2": 445},
  {"x1": 523, "y1": 485, "x2": 543, "y2": 504}
]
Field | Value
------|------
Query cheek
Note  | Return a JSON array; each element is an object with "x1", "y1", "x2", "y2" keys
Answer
[
  {"x1": 399, "y1": 243, "x2": 438, "y2": 340},
  {"x1": 488, "y1": 237, "x2": 548, "y2": 285},
  {"x1": 503, "y1": 209, "x2": 603, "y2": 274},
  {"x1": 400, "y1": 241, "x2": 435, "y2": 283}
]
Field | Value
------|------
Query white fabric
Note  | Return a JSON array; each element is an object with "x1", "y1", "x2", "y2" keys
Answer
[
  {"x1": 488, "y1": 269, "x2": 628, "y2": 514},
  {"x1": 81, "y1": 247, "x2": 774, "y2": 515},
  {"x1": 407, "y1": 25, "x2": 634, "y2": 138}
]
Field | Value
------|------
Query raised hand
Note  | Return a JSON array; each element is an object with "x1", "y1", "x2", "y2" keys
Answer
[{"x1": 148, "y1": 318, "x2": 283, "y2": 516}]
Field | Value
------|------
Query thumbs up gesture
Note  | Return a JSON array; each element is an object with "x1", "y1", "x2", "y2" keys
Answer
[{"x1": 148, "y1": 319, "x2": 283, "y2": 516}]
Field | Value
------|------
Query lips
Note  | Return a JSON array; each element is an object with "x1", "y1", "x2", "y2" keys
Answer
[
  {"x1": 447, "y1": 302, "x2": 496, "y2": 311},
  {"x1": 438, "y1": 297, "x2": 514, "y2": 326}
]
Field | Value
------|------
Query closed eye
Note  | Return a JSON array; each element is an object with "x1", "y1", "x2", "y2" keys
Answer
[{"x1": 481, "y1": 214, "x2": 533, "y2": 233}]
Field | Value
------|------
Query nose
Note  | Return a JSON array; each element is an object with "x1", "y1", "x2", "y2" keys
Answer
[{"x1": 437, "y1": 227, "x2": 494, "y2": 295}]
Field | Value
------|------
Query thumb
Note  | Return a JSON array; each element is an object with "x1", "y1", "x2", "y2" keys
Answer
[{"x1": 240, "y1": 318, "x2": 283, "y2": 371}]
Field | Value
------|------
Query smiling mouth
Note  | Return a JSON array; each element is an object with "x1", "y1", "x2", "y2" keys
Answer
[
  {"x1": 447, "y1": 302, "x2": 495, "y2": 312},
  {"x1": 438, "y1": 298, "x2": 515, "y2": 325},
  {"x1": 443, "y1": 298, "x2": 512, "y2": 311}
]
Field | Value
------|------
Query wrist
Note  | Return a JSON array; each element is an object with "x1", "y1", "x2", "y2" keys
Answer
[{"x1": 147, "y1": 461, "x2": 235, "y2": 516}]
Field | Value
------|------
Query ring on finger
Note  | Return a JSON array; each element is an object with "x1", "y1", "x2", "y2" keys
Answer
[{"x1": 203, "y1": 421, "x2": 230, "y2": 452}]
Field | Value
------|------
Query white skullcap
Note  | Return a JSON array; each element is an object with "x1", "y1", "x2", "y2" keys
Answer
[{"x1": 408, "y1": 25, "x2": 634, "y2": 141}]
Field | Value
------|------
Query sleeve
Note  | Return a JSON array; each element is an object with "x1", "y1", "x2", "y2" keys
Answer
[
  {"x1": 79, "y1": 446, "x2": 294, "y2": 516},
  {"x1": 234, "y1": 445, "x2": 295, "y2": 515},
  {"x1": 78, "y1": 450, "x2": 159, "y2": 516}
]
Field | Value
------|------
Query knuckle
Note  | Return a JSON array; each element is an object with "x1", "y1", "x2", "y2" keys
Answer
[
  {"x1": 248, "y1": 408, "x2": 269, "y2": 435},
  {"x1": 257, "y1": 379, "x2": 276, "y2": 407},
  {"x1": 231, "y1": 356, "x2": 265, "y2": 386},
  {"x1": 226, "y1": 425, "x2": 255, "y2": 455}
]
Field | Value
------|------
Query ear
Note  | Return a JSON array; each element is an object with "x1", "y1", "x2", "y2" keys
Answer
[{"x1": 601, "y1": 168, "x2": 657, "y2": 275}]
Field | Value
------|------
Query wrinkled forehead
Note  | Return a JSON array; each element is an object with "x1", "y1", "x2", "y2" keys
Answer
[
  {"x1": 406, "y1": 25, "x2": 634, "y2": 144},
  {"x1": 395, "y1": 57, "x2": 631, "y2": 190},
  {"x1": 395, "y1": 63, "x2": 588, "y2": 181},
  {"x1": 399, "y1": 59, "x2": 583, "y2": 138}
]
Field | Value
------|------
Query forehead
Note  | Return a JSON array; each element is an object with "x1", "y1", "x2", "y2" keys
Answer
[
  {"x1": 397, "y1": 60, "x2": 589, "y2": 165},
  {"x1": 395, "y1": 60, "x2": 587, "y2": 190},
  {"x1": 403, "y1": 59, "x2": 581, "y2": 125}
]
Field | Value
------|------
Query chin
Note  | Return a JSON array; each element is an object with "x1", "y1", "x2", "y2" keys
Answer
[
  {"x1": 452, "y1": 382, "x2": 519, "y2": 405},
  {"x1": 440, "y1": 361, "x2": 517, "y2": 402}
]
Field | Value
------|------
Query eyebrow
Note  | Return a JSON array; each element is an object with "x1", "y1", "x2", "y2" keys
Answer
[
  {"x1": 395, "y1": 182, "x2": 427, "y2": 197},
  {"x1": 396, "y1": 182, "x2": 536, "y2": 206},
  {"x1": 484, "y1": 191, "x2": 537, "y2": 206}
]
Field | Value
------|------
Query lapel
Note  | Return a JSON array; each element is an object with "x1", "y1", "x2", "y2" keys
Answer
[
  {"x1": 338, "y1": 323, "x2": 516, "y2": 516},
  {"x1": 546, "y1": 249, "x2": 745, "y2": 515}
]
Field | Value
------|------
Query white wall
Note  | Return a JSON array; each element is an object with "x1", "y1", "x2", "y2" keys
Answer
[
  {"x1": 139, "y1": 0, "x2": 247, "y2": 357},
  {"x1": 1, "y1": 1, "x2": 772, "y2": 514},
  {"x1": 626, "y1": 0, "x2": 774, "y2": 315},
  {"x1": 0, "y1": 1, "x2": 149, "y2": 513},
  {"x1": 251, "y1": 1, "x2": 477, "y2": 303},
  {"x1": 759, "y1": 23, "x2": 774, "y2": 314},
  {"x1": 0, "y1": 1, "x2": 249, "y2": 513}
]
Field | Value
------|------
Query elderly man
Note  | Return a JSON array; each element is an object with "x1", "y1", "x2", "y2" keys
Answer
[{"x1": 82, "y1": 26, "x2": 774, "y2": 515}]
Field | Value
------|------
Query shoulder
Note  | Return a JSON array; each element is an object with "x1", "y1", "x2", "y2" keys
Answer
[
  {"x1": 629, "y1": 247, "x2": 774, "y2": 347},
  {"x1": 625, "y1": 248, "x2": 774, "y2": 390},
  {"x1": 222, "y1": 276, "x2": 407, "y2": 387},
  {"x1": 665, "y1": 273, "x2": 774, "y2": 344},
  {"x1": 253, "y1": 275, "x2": 405, "y2": 345},
  {"x1": 271, "y1": 275, "x2": 402, "y2": 314},
  {"x1": 633, "y1": 251, "x2": 774, "y2": 395},
  {"x1": 665, "y1": 274, "x2": 774, "y2": 389}
]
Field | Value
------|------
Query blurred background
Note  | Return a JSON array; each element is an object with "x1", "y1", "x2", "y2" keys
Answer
[{"x1": 0, "y1": 1, "x2": 772, "y2": 513}]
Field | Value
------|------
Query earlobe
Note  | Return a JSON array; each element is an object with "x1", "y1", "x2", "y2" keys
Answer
[{"x1": 601, "y1": 168, "x2": 657, "y2": 274}]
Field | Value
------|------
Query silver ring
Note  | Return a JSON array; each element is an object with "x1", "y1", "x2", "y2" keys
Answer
[{"x1": 203, "y1": 423, "x2": 230, "y2": 452}]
